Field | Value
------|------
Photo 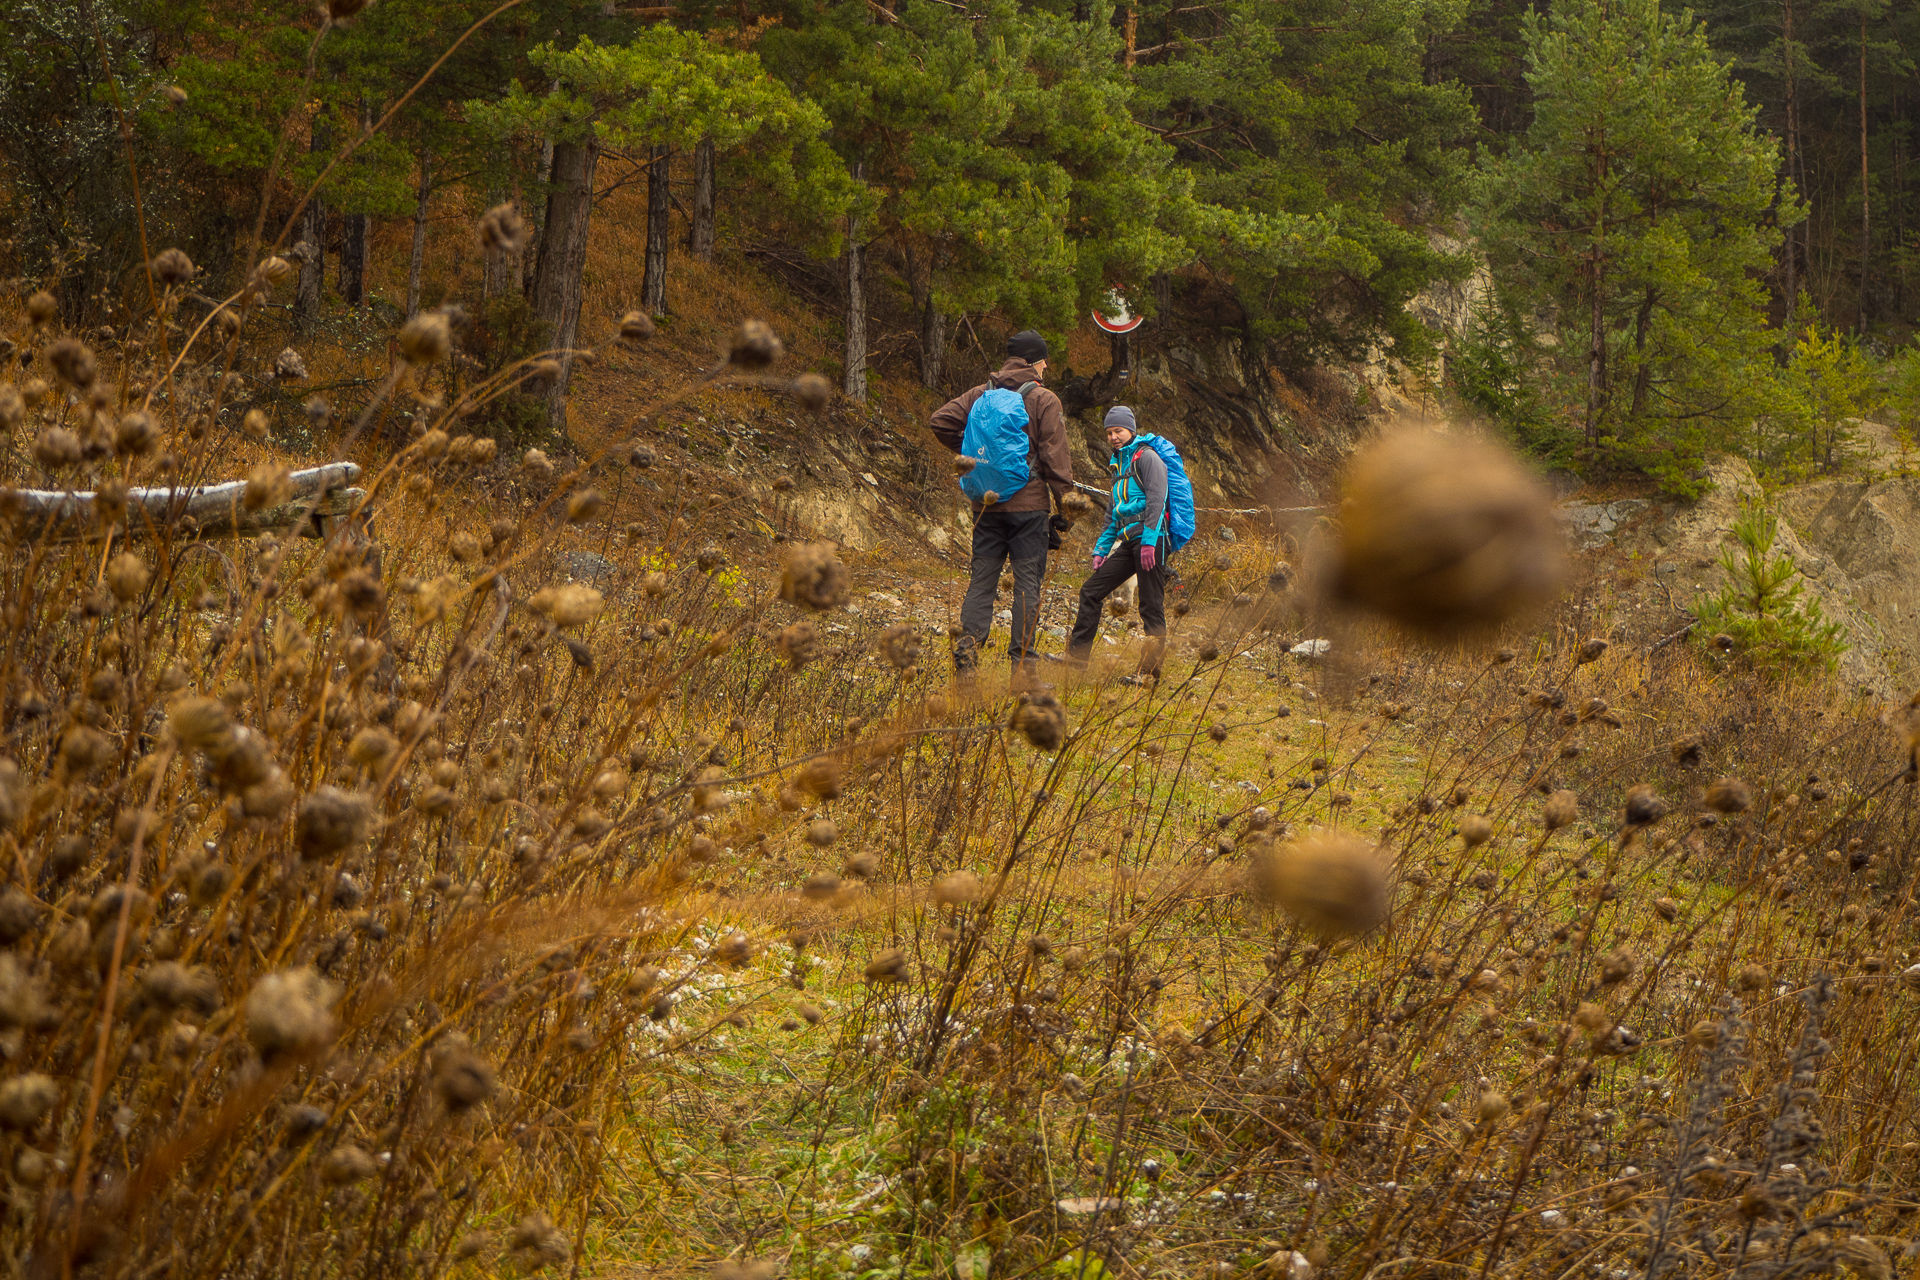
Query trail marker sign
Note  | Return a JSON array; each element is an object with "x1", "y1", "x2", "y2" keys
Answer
[{"x1": 1092, "y1": 290, "x2": 1143, "y2": 335}]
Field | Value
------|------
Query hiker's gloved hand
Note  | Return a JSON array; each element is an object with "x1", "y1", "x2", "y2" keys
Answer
[
  {"x1": 1139, "y1": 545, "x2": 1157, "y2": 572},
  {"x1": 1091, "y1": 554, "x2": 1107, "y2": 572},
  {"x1": 1047, "y1": 524, "x2": 1064, "y2": 551},
  {"x1": 1048, "y1": 514, "x2": 1073, "y2": 534}
]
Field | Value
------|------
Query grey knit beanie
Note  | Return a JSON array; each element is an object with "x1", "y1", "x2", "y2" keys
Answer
[{"x1": 1103, "y1": 405, "x2": 1138, "y2": 436}]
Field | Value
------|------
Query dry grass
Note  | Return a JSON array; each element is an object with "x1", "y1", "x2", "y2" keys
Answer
[{"x1": 2, "y1": 69, "x2": 1919, "y2": 1280}]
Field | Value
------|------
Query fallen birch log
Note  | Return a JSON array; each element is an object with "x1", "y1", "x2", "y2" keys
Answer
[{"x1": 1, "y1": 463, "x2": 366, "y2": 545}]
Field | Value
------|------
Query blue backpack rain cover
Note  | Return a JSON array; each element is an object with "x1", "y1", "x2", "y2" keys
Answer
[
  {"x1": 958, "y1": 382, "x2": 1036, "y2": 503},
  {"x1": 1140, "y1": 434, "x2": 1196, "y2": 551}
]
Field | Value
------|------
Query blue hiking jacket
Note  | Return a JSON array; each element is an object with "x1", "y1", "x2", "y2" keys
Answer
[{"x1": 1093, "y1": 434, "x2": 1170, "y2": 556}]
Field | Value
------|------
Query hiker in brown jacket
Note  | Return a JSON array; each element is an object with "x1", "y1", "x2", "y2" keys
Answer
[{"x1": 929, "y1": 329, "x2": 1074, "y2": 684}]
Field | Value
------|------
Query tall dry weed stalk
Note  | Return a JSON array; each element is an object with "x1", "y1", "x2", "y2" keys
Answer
[{"x1": 0, "y1": 23, "x2": 1917, "y2": 1280}]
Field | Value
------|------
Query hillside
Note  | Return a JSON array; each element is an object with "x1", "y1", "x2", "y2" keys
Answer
[{"x1": 4, "y1": 0, "x2": 1920, "y2": 1274}]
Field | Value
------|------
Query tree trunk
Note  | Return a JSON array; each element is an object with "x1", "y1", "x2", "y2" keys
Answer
[
  {"x1": 919, "y1": 297, "x2": 946, "y2": 391},
  {"x1": 525, "y1": 133, "x2": 555, "y2": 298},
  {"x1": 338, "y1": 100, "x2": 370, "y2": 308},
  {"x1": 1628, "y1": 287, "x2": 1657, "y2": 420},
  {"x1": 406, "y1": 151, "x2": 431, "y2": 317},
  {"x1": 642, "y1": 143, "x2": 671, "y2": 313},
  {"x1": 1858, "y1": 9, "x2": 1870, "y2": 334},
  {"x1": 844, "y1": 215, "x2": 868, "y2": 402},
  {"x1": 294, "y1": 124, "x2": 327, "y2": 332},
  {"x1": 339, "y1": 214, "x2": 366, "y2": 306},
  {"x1": 1782, "y1": 0, "x2": 1801, "y2": 331},
  {"x1": 482, "y1": 183, "x2": 512, "y2": 303},
  {"x1": 689, "y1": 136, "x2": 715, "y2": 263},
  {"x1": 530, "y1": 137, "x2": 601, "y2": 431}
]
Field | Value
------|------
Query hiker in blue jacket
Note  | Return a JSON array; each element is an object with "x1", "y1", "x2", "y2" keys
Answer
[
  {"x1": 1068, "y1": 406, "x2": 1171, "y2": 674},
  {"x1": 929, "y1": 330, "x2": 1074, "y2": 688}
]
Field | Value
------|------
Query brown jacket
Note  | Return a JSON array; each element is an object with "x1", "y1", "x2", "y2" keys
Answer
[{"x1": 929, "y1": 360, "x2": 1072, "y2": 514}]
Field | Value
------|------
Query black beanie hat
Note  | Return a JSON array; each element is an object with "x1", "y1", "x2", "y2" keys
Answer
[{"x1": 1006, "y1": 330, "x2": 1049, "y2": 363}]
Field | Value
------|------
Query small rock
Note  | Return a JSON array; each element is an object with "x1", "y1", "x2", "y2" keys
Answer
[{"x1": 558, "y1": 550, "x2": 617, "y2": 583}]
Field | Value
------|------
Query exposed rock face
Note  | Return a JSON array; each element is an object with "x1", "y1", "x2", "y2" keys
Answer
[
  {"x1": 1565, "y1": 456, "x2": 1917, "y2": 695},
  {"x1": 1776, "y1": 477, "x2": 1920, "y2": 684}
]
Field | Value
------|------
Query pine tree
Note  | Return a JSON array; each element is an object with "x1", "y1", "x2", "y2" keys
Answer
[
  {"x1": 1694, "y1": 498, "x2": 1846, "y2": 672},
  {"x1": 1471, "y1": 0, "x2": 1791, "y2": 493},
  {"x1": 470, "y1": 30, "x2": 852, "y2": 427}
]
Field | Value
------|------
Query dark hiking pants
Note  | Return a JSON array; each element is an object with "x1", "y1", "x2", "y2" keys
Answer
[
  {"x1": 955, "y1": 509, "x2": 1050, "y2": 672},
  {"x1": 1067, "y1": 541, "x2": 1167, "y2": 664}
]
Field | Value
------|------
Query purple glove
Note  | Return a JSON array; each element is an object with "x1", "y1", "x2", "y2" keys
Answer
[
  {"x1": 1091, "y1": 554, "x2": 1107, "y2": 572},
  {"x1": 1139, "y1": 545, "x2": 1157, "y2": 572}
]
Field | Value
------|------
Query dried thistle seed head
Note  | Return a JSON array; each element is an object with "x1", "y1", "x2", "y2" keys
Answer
[
  {"x1": 61, "y1": 725, "x2": 114, "y2": 772},
  {"x1": 792, "y1": 372, "x2": 832, "y2": 411},
  {"x1": 878, "y1": 623, "x2": 921, "y2": 671},
  {"x1": 433, "y1": 1048, "x2": 496, "y2": 1112},
  {"x1": 1705, "y1": 777, "x2": 1752, "y2": 813},
  {"x1": 320, "y1": 1143, "x2": 377, "y2": 1185},
  {"x1": 775, "y1": 619, "x2": 819, "y2": 669},
  {"x1": 348, "y1": 726, "x2": 398, "y2": 769},
  {"x1": 1599, "y1": 948, "x2": 1636, "y2": 985},
  {"x1": 566, "y1": 489, "x2": 606, "y2": 523},
  {"x1": 47, "y1": 338, "x2": 97, "y2": 388},
  {"x1": 952, "y1": 454, "x2": 977, "y2": 477},
  {"x1": 1653, "y1": 896, "x2": 1679, "y2": 921},
  {"x1": 805, "y1": 818, "x2": 837, "y2": 848},
  {"x1": 397, "y1": 311, "x2": 451, "y2": 365},
  {"x1": 843, "y1": 851, "x2": 879, "y2": 879},
  {"x1": 1623, "y1": 784, "x2": 1666, "y2": 826},
  {"x1": 477, "y1": 203, "x2": 527, "y2": 254},
  {"x1": 149, "y1": 247, "x2": 195, "y2": 287},
  {"x1": 1248, "y1": 830, "x2": 1391, "y2": 938},
  {"x1": 521, "y1": 448, "x2": 554, "y2": 479},
  {"x1": 1458, "y1": 814, "x2": 1493, "y2": 847},
  {"x1": 1542, "y1": 789, "x2": 1579, "y2": 831},
  {"x1": 779, "y1": 543, "x2": 851, "y2": 612},
  {"x1": 0, "y1": 384, "x2": 22, "y2": 432},
  {"x1": 712, "y1": 1262, "x2": 778, "y2": 1280},
  {"x1": 252, "y1": 255, "x2": 294, "y2": 290},
  {"x1": 296, "y1": 787, "x2": 368, "y2": 859},
  {"x1": 244, "y1": 967, "x2": 338, "y2": 1060},
  {"x1": 0, "y1": 1074, "x2": 58, "y2": 1130},
  {"x1": 931, "y1": 870, "x2": 983, "y2": 906},
  {"x1": 796, "y1": 757, "x2": 840, "y2": 799},
  {"x1": 618, "y1": 310, "x2": 656, "y2": 342},
  {"x1": 1329, "y1": 431, "x2": 1564, "y2": 635},
  {"x1": 31, "y1": 426, "x2": 82, "y2": 470},
  {"x1": 188, "y1": 860, "x2": 232, "y2": 907},
  {"x1": 801, "y1": 871, "x2": 842, "y2": 901},
  {"x1": 1059, "y1": 488, "x2": 1095, "y2": 520},
  {"x1": 1686, "y1": 1019, "x2": 1720, "y2": 1048},
  {"x1": 1733, "y1": 963, "x2": 1768, "y2": 993},
  {"x1": 0, "y1": 889, "x2": 41, "y2": 943},
  {"x1": 1010, "y1": 693, "x2": 1067, "y2": 751},
  {"x1": 105, "y1": 551, "x2": 150, "y2": 601},
  {"x1": 273, "y1": 347, "x2": 308, "y2": 381},
  {"x1": 114, "y1": 410, "x2": 158, "y2": 456},
  {"x1": 1476, "y1": 1089, "x2": 1511, "y2": 1125},
  {"x1": 728, "y1": 319, "x2": 783, "y2": 369},
  {"x1": 528, "y1": 583, "x2": 605, "y2": 629},
  {"x1": 137, "y1": 961, "x2": 220, "y2": 1015},
  {"x1": 25, "y1": 291, "x2": 57, "y2": 326},
  {"x1": 696, "y1": 544, "x2": 727, "y2": 573},
  {"x1": 864, "y1": 948, "x2": 909, "y2": 982},
  {"x1": 243, "y1": 462, "x2": 293, "y2": 512},
  {"x1": 1576, "y1": 637, "x2": 1609, "y2": 664},
  {"x1": 715, "y1": 931, "x2": 752, "y2": 966}
]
